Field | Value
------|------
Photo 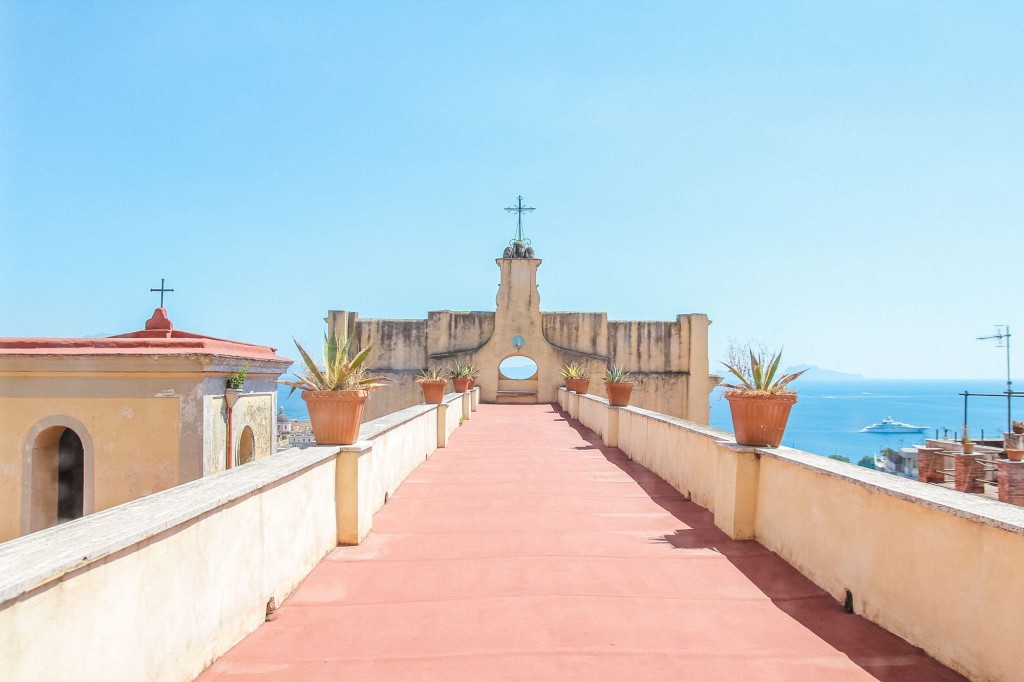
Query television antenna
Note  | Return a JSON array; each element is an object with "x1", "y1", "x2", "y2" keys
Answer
[{"x1": 977, "y1": 325, "x2": 1012, "y2": 433}]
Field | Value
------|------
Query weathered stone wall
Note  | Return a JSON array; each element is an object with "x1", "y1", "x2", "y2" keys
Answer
[
  {"x1": 427, "y1": 310, "x2": 495, "y2": 357},
  {"x1": 328, "y1": 254, "x2": 717, "y2": 424},
  {"x1": 542, "y1": 312, "x2": 609, "y2": 357}
]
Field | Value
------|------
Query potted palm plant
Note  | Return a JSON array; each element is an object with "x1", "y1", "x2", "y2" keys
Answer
[
  {"x1": 279, "y1": 333, "x2": 391, "y2": 445},
  {"x1": 417, "y1": 366, "x2": 448, "y2": 404},
  {"x1": 604, "y1": 365, "x2": 633, "y2": 406},
  {"x1": 721, "y1": 345, "x2": 806, "y2": 447}
]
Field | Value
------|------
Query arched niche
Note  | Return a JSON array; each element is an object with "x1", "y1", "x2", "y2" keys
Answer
[
  {"x1": 237, "y1": 426, "x2": 255, "y2": 466},
  {"x1": 21, "y1": 416, "x2": 95, "y2": 534}
]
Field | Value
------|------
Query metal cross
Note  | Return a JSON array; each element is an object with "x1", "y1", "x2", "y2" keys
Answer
[
  {"x1": 150, "y1": 278, "x2": 174, "y2": 308},
  {"x1": 504, "y1": 195, "x2": 535, "y2": 242}
]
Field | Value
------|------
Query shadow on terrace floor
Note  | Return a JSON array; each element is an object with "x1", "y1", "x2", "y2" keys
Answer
[{"x1": 549, "y1": 403, "x2": 966, "y2": 682}]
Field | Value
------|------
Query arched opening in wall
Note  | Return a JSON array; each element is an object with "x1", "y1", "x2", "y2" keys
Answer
[
  {"x1": 26, "y1": 423, "x2": 90, "y2": 533},
  {"x1": 237, "y1": 426, "x2": 255, "y2": 465},
  {"x1": 499, "y1": 355, "x2": 538, "y2": 380},
  {"x1": 497, "y1": 355, "x2": 540, "y2": 404},
  {"x1": 57, "y1": 428, "x2": 84, "y2": 523}
]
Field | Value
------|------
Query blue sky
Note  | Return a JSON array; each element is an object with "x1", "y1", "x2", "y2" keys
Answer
[{"x1": 2, "y1": 2, "x2": 1022, "y2": 379}]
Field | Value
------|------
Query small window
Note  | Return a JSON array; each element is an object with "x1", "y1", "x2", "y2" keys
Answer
[{"x1": 499, "y1": 356, "x2": 538, "y2": 380}]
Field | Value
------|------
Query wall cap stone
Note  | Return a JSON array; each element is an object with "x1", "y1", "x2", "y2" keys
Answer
[
  {"x1": 586, "y1": 395, "x2": 1024, "y2": 538},
  {"x1": 0, "y1": 403, "x2": 441, "y2": 605}
]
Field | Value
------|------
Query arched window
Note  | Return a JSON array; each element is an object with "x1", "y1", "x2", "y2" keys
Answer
[
  {"x1": 24, "y1": 419, "x2": 93, "y2": 534},
  {"x1": 237, "y1": 426, "x2": 255, "y2": 465},
  {"x1": 57, "y1": 428, "x2": 84, "y2": 523},
  {"x1": 498, "y1": 355, "x2": 538, "y2": 380}
]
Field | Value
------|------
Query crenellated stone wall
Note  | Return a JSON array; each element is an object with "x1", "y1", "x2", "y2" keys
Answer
[{"x1": 329, "y1": 252, "x2": 720, "y2": 422}]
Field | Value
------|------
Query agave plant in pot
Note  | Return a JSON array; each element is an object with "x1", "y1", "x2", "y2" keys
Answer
[
  {"x1": 448, "y1": 360, "x2": 477, "y2": 393},
  {"x1": 417, "y1": 366, "x2": 449, "y2": 404},
  {"x1": 279, "y1": 333, "x2": 391, "y2": 445},
  {"x1": 604, "y1": 365, "x2": 633, "y2": 406},
  {"x1": 721, "y1": 345, "x2": 806, "y2": 448},
  {"x1": 561, "y1": 362, "x2": 591, "y2": 395}
]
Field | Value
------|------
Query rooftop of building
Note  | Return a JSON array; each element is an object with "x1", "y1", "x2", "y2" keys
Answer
[
  {"x1": 199, "y1": 404, "x2": 964, "y2": 681},
  {"x1": 0, "y1": 307, "x2": 290, "y2": 363}
]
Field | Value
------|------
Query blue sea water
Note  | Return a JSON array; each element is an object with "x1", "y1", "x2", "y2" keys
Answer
[
  {"x1": 710, "y1": 379, "x2": 1015, "y2": 461},
  {"x1": 279, "y1": 379, "x2": 1018, "y2": 462}
]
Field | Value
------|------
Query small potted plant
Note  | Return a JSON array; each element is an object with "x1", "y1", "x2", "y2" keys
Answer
[
  {"x1": 720, "y1": 344, "x2": 806, "y2": 448},
  {"x1": 278, "y1": 333, "x2": 391, "y2": 445},
  {"x1": 560, "y1": 362, "x2": 581, "y2": 392},
  {"x1": 604, "y1": 365, "x2": 633, "y2": 406},
  {"x1": 560, "y1": 363, "x2": 578, "y2": 390},
  {"x1": 574, "y1": 364, "x2": 591, "y2": 395},
  {"x1": 417, "y1": 366, "x2": 449, "y2": 404},
  {"x1": 448, "y1": 360, "x2": 475, "y2": 393},
  {"x1": 224, "y1": 362, "x2": 248, "y2": 409}
]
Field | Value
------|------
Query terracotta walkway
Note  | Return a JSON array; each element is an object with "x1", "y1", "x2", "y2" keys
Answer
[{"x1": 200, "y1": 404, "x2": 964, "y2": 681}]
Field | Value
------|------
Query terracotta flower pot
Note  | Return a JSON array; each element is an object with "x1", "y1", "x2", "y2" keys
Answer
[
  {"x1": 963, "y1": 442, "x2": 975, "y2": 455},
  {"x1": 452, "y1": 377, "x2": 473, "y2": 393},
  {"x1": 575, "y1": 378, "x2": 591, "y2": 395},
  {"x1": 725, "y1": 392, "x2": 797, "y2": 448},
  {"x1": 419, "y1": 379, "x2": 447, "y2": 404},
  {"x1": 605, "y1": 381, "x2": 633, "y2": 407},
  {"x1": 301, "y1": 390, "x2": 367, "y2": 445},
  {"x1": 468, "y1": 378, "x2": 476, "y2": 390},
  {"x1": 1006, "y1": 449, "x2": 1024, "y2": 462}
]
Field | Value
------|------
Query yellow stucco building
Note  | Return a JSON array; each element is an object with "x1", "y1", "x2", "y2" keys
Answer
[{"x1": 0, "y1": 307, "x2": 291, "y2": 542}]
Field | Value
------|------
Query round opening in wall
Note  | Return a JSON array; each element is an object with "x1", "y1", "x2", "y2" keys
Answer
[{"x1": 499, "y1": 356, "x2": 538, "y2": 380}]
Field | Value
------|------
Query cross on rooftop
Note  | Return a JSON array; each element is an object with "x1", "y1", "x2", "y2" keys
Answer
[
  {"x1": 504, "y1": 195, "x2": 535, "y2": 242},
  {"x1": 150, "y1": 278, "x2": 174, "y2": 308}
]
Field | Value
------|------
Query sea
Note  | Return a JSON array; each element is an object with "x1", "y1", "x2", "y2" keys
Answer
[
  {"x1": 710, "y1": 379, "x2": 1015, "y2": 461},
  {"x1": 278, "y1": 379, "x2": 1017, "y2": 463}
]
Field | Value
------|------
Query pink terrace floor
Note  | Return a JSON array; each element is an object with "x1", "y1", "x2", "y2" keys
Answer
[{"x1": 200, "y1": 404, "x2": 964, "y2": 681}]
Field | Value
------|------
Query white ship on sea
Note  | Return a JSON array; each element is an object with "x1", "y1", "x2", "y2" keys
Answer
[{"x1": 860, "y1": 417, "x2": 928, "y2": 434}]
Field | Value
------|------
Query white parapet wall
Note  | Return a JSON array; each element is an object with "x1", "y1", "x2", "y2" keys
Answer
[
  {"x1": 562, "y1": 387, "x2": 1024, "y2": 682},
  {"x1": 0, "y1": 400, "x2": 462, "y2": 682}
]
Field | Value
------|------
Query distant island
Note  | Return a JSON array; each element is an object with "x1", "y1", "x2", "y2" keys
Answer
[{"x1": 784, "y1": 365, "x2": 864, "y2": 381}]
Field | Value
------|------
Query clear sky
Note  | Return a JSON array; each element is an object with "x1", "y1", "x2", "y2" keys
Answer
[{"x1": 2, "y1": 2, "x2": 1021, "y2": 379}]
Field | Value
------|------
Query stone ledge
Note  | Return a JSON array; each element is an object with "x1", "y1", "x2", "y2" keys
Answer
[
  {"x1": 0, "y1": 443, "x2": 341, "y2": 604},
  {"x1": 588, "y1": 397, "x2": 1024, "y2": 537},
  {"x1": 754, "y1": 445, "x2": 1024, "y2": 536},
  {"x1": 0, "y1": 404, "x2": 442, "y2": 605}
]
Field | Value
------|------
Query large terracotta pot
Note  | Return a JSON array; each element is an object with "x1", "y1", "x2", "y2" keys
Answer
[
  {"x1": 962, "y1": 442, "x2": 975, "y2": 455},
  {"x1": 419, "y1": 379, "x2": 447, "y2": 404},
  {"x1": 725, "y1": 392, "x2": 796, "y2": 447},
  {"x1": 301, "y1": 390, "x2": 367, "y2": 445},
  {"x1": 452, "y1": 377, "x2": 473, "y2": 393},
  {"x1": 605, "y1": 381, "x2": 633, "y2": 407},
  {"x1": 1006, "y1": 449, "x2": 1024, "y2": 462},
  {"x1": 574, "y1": 378, "x2": 591, "y2": 395}
]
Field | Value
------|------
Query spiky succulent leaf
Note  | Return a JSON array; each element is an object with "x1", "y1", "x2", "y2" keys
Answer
[{"x1": 293, "y1": 338, "x2": 326, "y2": 389}]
